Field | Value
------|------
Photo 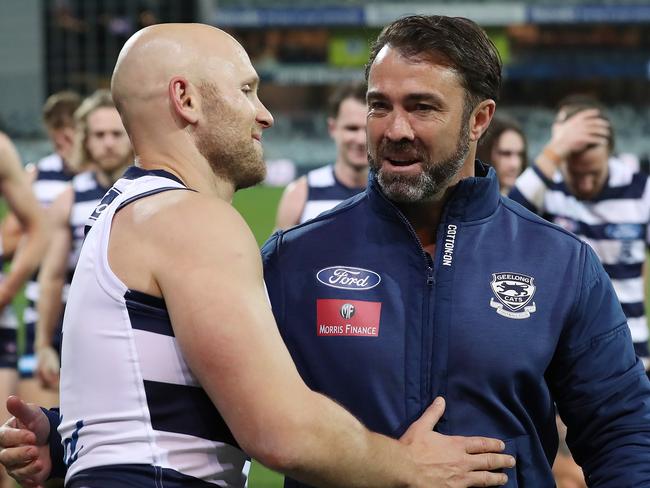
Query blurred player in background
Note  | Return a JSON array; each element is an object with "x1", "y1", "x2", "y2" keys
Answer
[
  {"x1": 0, "y1": 133, "x2": 46, "y2": 488},
  {"x1": 510, "y1": 93, "x2": 650, "y2": 488},
  {"x1": 511, "y1": 95, "x2": 650, "y2": 373},
  {"x1": 275, "y1": 81, "x2": 368, "y2": 229},
  {"x1": 476, "y1": 112, "x2": 527, "y2": 195},
  {"x1": 33, "y1": 89, "x2": 132, "y2": 393},
  {"x1": 10, "y1": 91, "x2": 82, "y2": 412}
]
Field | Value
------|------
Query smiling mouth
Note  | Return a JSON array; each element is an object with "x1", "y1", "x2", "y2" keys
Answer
[{"x1": 385, "y1": 157, "x2": 419, "y2": 166}]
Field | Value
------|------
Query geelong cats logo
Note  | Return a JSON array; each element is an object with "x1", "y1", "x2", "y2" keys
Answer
[{"x1": 490, "y1": 272, "x2": 537, "y2": 320}]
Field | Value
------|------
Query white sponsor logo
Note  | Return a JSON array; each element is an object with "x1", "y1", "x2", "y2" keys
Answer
[{"x1": 316, "y1": 266, "x2": 381, "y2": 291}]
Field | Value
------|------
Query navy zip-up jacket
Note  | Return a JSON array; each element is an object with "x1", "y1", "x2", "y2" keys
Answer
[{"x1": 262, "y1": 162, "x2": 650, "y2": 487}]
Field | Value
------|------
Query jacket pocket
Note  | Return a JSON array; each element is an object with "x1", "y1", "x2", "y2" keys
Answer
[
  {"x1": 502, "y1": 434, "x2": 555, "y2": 487},
  {"x1": 501, "y1": 438, "x2": 519, "y2": 487}
]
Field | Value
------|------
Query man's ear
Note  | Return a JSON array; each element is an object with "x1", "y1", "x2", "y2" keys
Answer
[
  {"x1": 327, "y1": 117, "x2": 337, "y2": 139},
  {"x1": 469, "y1": 99, "x2": 496, "y2": 142},
  {"x1": 169, "y1": 77, "x2": 200, "y2": 125}
]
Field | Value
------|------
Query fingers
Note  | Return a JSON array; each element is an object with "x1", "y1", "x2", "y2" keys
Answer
[
  {"x1": 0, "y1": 424, "x2": 36, "y2": 448},
  {"x1": 466, "y1": 452, "x2": 515, "y2": 471},
  {"x1": 38, "y1": 369, "x2": 59, "y2": 391},
  {"x1": 462, "y1": 470, "x2": 509, "y2": 487},
  {"x1": 415, "y1": 397, "x2": 446, "y2": 431},
  {"x1": 463, "y1": 436, "x2": 505, "y2": 454},
  {"x1": 0, "y1": 445, "x2": 38, "y2": 471}
]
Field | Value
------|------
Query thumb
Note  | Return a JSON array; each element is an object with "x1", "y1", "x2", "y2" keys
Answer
[
  {"x1": 6, "y1": 396, "x2": 48, "y2": 442},
  {"x1": 416, "y1": 397, "x2": 446, "y2": 431},
  {"x1": 6, "y1": 396, "x2": 38, "y2": 426}
]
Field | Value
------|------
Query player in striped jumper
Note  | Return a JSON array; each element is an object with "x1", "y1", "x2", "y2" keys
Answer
[
  {"x1": 14, "y1": 91, "x2": 81, "y2": 410},
  {"x1": 0, "y1": 133, "x2": 46, "y2": 488},
  {"x1": 33, "y1": 89, "x2": 132, "y2": 393},
  {"x1": 275, "y1": 82, "x2": 368, "y2": 229},
  {"x1": 510, "y1": 95, "x2": 650, "y2": 372}
]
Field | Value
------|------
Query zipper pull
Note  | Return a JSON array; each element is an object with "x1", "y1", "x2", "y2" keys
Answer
[{"x1": 427, "y1": 266, "x2": 434, "y2": 286}]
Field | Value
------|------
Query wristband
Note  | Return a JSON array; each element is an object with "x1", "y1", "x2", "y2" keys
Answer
[{"x1": 541, "y1": 146, "x2": 562, "y2": 165}]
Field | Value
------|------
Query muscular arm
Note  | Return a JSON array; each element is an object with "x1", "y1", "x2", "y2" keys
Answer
[
  {"x1": 274, "y1": 176, "x2": 307, "y2": 231},
  {"x1": 0, "y1": 135, "x2": 46, "y2": 308},
  {"x1": 107, "y1": 190, "x2": 513, "y2": 488},
  {"x1": 34, "y1": 188, "x2": 72, "y2": 388}
]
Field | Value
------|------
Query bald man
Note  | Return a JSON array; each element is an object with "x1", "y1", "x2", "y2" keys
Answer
[{"x1": 0, "y1": 24, "x2": 514, "y2": 488}]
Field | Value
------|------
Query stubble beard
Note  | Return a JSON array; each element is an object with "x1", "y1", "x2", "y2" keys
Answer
[
  {"x1": 369, "y1": 119, "x2": 471, "y2": 203},
  {"x1": 196, "y1": 84, "x2": 267, "y2": 191}
]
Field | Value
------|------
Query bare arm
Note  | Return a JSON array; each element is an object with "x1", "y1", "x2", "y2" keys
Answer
[
  {"x1": 0, "y1": 135, "x2": 46, "y2": 309},
  {"x1": 34, "y1": 188, "x2": 73, "y2": 389},
  {"x1": 274, "y1": 176, "x2": 307, "y2": 231},
  {"x1": 0, "y1": 165, "x2": 38, "y2": 261},
  {"x1": 108, "y1": 190, "x2": 513, "y2": 488}
]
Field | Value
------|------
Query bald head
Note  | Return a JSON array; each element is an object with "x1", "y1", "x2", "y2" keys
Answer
[
  {"x1": 108, "y1": 23, "x2": 273, "y2": 193},
  {"x1": 111, "y1": 23, "x2": 251, "y2": 120}
]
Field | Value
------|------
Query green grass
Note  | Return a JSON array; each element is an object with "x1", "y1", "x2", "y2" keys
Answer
[{"x1": 232, "y1": 185, "x2": 285, "y2": 247}]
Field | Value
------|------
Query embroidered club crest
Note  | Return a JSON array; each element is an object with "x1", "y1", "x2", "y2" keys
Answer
[{"x1": 490, "y1": 272, "x2": 537, "y2": 319}]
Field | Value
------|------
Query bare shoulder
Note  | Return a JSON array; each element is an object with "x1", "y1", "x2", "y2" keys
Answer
[
  {"x1": 109, "y1": 189, "x2": 261, "y2": 297},
  {"x1": 0, "y1": 132, "x2": 12, "y2": 152},
  {"x1": 282, "y1": 176, "x2": 308, "y2": 204},
  {"x1": 0, "y1": 133, "x2": 22, "y2": 175},
  {"x1": 123, "y1": 189, "x2": 259, "y2": 259},
  {"x1": 275, "y1": 176, "x2": 308, "y2": 230},
  {"x1": 50, "y1": 186, "x2": 74, "y2": 223}
]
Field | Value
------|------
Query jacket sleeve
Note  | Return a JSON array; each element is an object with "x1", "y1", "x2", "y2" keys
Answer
[
  {"x1": 547, "y1": 243, "x2": 650, "y2": 486},
  {"x1": 260, "y1": 230, "x2": 285, "y2": 332},
  {"x1": 508, "y1": 165, "x2": 553, "y2": 214},
  {"x1": 40, "y1": 407, "x2": 66, "y2": 479}
]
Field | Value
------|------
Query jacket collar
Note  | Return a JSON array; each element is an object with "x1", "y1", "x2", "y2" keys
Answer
[{"x1": 367, "y1": 159, "x2": 501, "y2": 223}]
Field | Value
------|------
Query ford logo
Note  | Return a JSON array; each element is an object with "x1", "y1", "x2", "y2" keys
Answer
[{"x1": 316, "y1": 266, "x2": 381, "y2": 291}]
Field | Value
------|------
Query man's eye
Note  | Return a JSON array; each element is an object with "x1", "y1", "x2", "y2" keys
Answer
[
  {"x1": 242, "y1": 85, "x2": 252, "y2": 93},
  {"x1": 415, "y1": 104, "x2": 433, "y2": 112},
  {"x1": 369, "y1": 101, "x2": 387, "y2": 110}
]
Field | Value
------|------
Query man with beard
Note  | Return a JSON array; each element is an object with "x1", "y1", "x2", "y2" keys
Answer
[
  {"x1": 275, "y1": 82, "x2": 368, "y2": 229},
  {"x1": 262, "y1": 15, "x2": 650, "y2": 487},
  {"x1": 0, "y1": 23, "x2": 515, "y2": 488},
  {"x1": 32, "y1": 89, "x2": 133, "y2": 393}
]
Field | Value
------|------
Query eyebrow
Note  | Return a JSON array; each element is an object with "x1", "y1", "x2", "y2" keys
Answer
[
  {"x1": 367, "y1": 91, "x2": 445, "y2": 106},
  {"x1": 242, "y1": 75, "x2": 259, "y2": 87}
]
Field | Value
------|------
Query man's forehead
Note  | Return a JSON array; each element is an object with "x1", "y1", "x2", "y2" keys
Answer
[
  {"x1": 568, "y1": 146, "x2": 608, "y2": 171},
  {"x1": 368, "y1": 46, "x2": 461, "y2": 93}
]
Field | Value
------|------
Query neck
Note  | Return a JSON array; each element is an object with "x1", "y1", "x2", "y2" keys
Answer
[
  {"x1": 136, "y1": 153, "x2": 236, "y2": 202},
  {"x1": 391, "y1": 155, "x2": 477, "y2": 251},
  {"x1": 396, "y1": 197, "x2": 448, "y2": 251},
  {"x1": 95, "y1": 162, "x2": 131, "y2": 188},
  {"x1": 334, "y1": 159, "x2": 368, "y2": 189}
]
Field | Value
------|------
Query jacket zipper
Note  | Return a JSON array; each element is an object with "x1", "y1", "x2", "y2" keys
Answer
[{"x1": 373, "y1": 189, "x2": 442, "y2": 407}]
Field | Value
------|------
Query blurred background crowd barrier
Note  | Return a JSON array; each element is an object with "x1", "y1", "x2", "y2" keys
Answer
[{"x1": 2, "y1": 0, "x2": 650, "y2": 177}]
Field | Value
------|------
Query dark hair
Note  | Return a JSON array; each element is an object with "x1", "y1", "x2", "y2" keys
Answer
[
  {"x1": 365, "y1": 15, "x2": 502, "y2": 113},
  {"x1": 557, "y1": 94, "x2": 614, "y2": 153},
  {"x1": 327, "y1": 81, "x2": 367, "y2": 118},
  {"x1": 43, "y1": 91, "x2": 82, "y2": 129},
  {"x1": 477, "y1": 113, "x2": 528, "y2": 168}
]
